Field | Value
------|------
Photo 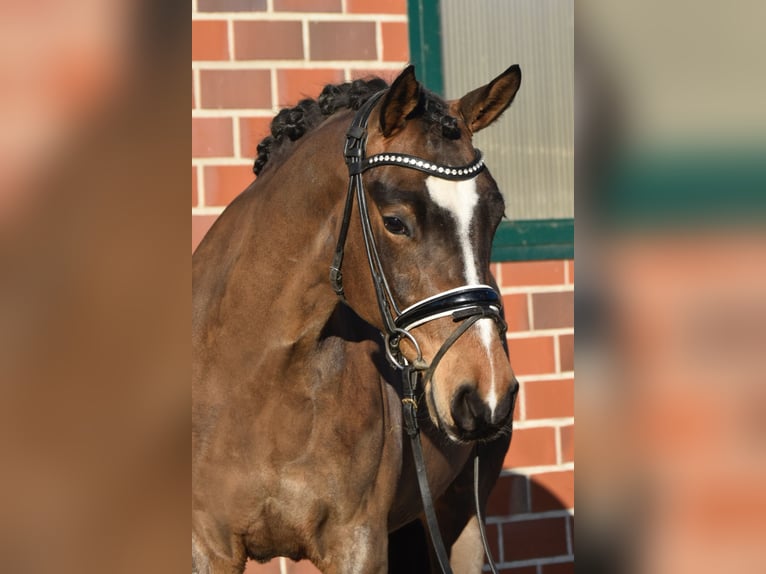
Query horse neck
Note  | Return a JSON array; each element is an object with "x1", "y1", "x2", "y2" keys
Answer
[{"x1": 193, "y1": 116, "x2": 351, "y2": 351}]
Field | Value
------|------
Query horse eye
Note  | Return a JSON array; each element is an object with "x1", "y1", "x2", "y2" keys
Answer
[{"x1": 383, "y1": 216, "x2": 409, "y2": 236}]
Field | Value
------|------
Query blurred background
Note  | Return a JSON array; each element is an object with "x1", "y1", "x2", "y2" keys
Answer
[
  {"x1": 0, "y1": 1, "x2": 188, "y2": 573},
  {"x1": 577, "y1": 0, "x2": 766, "y2": 572}
]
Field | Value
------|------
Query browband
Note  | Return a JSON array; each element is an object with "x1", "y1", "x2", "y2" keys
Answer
[{"x1": 362, "y1": 150, "x2": 485, "y2": 180}]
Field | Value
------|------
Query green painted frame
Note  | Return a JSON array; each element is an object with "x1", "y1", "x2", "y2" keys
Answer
[
  {"x1": 491, "y1": 219, "x2": 573, "y2": 262},
  {"x1": 407, "y1": 0, "x2": 574, "y2": 262},
  {"x1": 406, "y1": 0, "x2": 444, "y2": 96}
]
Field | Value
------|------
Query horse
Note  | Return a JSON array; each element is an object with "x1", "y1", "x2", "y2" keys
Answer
[{"x1": 192, "y1": 64, "x2": 522, "y2": 574}]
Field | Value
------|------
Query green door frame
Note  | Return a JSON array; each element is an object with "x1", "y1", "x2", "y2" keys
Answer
[
  {"x1": 407, "y1": 0, "x2": 574, "y2": 262},
  {"x1": 407, "y1": 0, "x2": 445, "y2": 97}
]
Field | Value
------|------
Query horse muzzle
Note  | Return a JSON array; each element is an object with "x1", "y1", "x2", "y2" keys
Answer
[{"x1": 447, "y1": 377, "x2": 519, "y2": 442}]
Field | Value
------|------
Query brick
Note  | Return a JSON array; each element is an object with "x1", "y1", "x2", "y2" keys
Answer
[
  {"x1": 192, "y1": 20, "x2": 229, "y2": 61},
  {"x1": 239, "y1": 117, "x2": 272, "y2": 161},
  {"x1": 542, "y1": 561, "x2": 574, "y2": 574},
  {"x1": 199, "y1": 70, "x2": 271, "y2": 109},
  {"x1": 309, "y1": 22, "x2": 376, "y2": 61},
  {"x1": 192, "y1": 167, "x2": 198, "y2": 207},
  {"x1": 504, "y1": 427, "x2": 557, "y2": 468},
  {"x1": 274, "y1": 0, "x2": 341, "y2": 11},
  {"x1": 486, "y1": 473, "x2": 529, "y2": 516},
  {"x1": 532, "y1": 291, "x2": 573, "y2": 330},
  {"x1": 529, "y1": 471, "x2": 574, "y2": 511},
  {"x1": 276, "y1": 68, "x2": 345, "y2": 107},
  {"x1": 502, "y1": 518, "x2": 568, "y2": 561},
  {"x1": 559, "y1": 425, "x2": 573, "y2": 463},
  {"x1": 193, "y1": 214, "x2": 219, "y2": 252},
  {"x1": 204, "y1": 165, "x2": 254, "y2": 206},
  {"x1": 198, "y1": 0, "x2": 266, "y2": 11},
  {"x1": 234, "y1": 21, "x2": 304, "y2": 60},
  {"x1": 558, "y1": 334, "x2": 573, "y2": 372},
  {"x1": 381, "y1": 22, "x2": 409, "y2": 62},
  {"x1": 506, "y1": 336, "x2": 556, "y2": 376},
  {"x1": 192, "y1": 70, "x2": 197, "y2": 109},
  {"x1": 501, "y1": 261, "x2": 566, "y2": 287},
  {"x1": 524, "y1": 378, "x2": 574, "y2": 419},
  {"x1": 346, "y1": 0, "x2": 407, "y2": 14},
  {"x1": 502, "y1": 293, "x2": 529, "y2": 333},
  {"x1": 192, "y1": 117, "x2": 234, "y2": 158}
]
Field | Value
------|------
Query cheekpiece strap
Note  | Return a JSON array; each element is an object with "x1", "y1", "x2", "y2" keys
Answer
[
  {"x1": 362, "y1": 149, "x2": 485, "y2": 180},
  {"x1": 344, "y1": 92, "x2": 385, "y2": 175}
]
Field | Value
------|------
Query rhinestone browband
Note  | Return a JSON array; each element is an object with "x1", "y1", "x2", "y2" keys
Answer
[{"x1": 361, "y1": 150, "x2": 485, "y2": 180}]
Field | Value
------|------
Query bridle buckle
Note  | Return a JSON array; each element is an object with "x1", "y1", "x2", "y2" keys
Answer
[{"x1": 344, "y1": 125, "x2": 366, "y2": 175}]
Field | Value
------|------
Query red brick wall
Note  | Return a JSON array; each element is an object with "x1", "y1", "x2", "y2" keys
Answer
[
  {"x1": 192, "y1": 0, "x2": 409, "y2": 241},
  {"x1": 488, "y1": 260, "x2": 574, "y2": 573},
  {"x1": 192, "y1": 3, "x2": 573, "y2": 572}
]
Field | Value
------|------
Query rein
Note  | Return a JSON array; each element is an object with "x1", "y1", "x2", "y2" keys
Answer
[{"x1": 330, "y1": 91, "x2": 505, "y2": 574}]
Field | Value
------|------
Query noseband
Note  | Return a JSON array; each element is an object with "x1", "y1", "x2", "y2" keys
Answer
[{"x1": 329, "y1": 91, "x2": 504, "y2": 574}]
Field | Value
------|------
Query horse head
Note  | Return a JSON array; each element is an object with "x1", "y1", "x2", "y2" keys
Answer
[{"x1": 336, "y1": 65, "x2": 522, "y2": 443}]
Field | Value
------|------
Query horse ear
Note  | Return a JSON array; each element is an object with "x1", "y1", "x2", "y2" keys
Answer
[
  {"x1": 379, "y1": 65, "x2": 421, "y2": 138},
  {"x1": 458, "y1": 65, "x2": 521, "y2": 134}
]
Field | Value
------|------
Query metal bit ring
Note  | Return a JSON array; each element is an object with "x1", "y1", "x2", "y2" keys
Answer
[{"x1": 384, "y1": 328, "x2": 423, "y2": 370}]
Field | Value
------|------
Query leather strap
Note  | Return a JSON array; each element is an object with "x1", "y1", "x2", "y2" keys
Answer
[
  {"x1": 400, "y1": 309, "x2": 505, "y2": 573},
  {"x1": 330, "y1": 88, "x2": 504, "y2": 574},
  {"x1": 474, "y1": 452, "x2": 500, "y2": 574},
  {"x1": 329, "y1": 91, "x2": 386, "y2": 298},
  {"x1": 362, "y1": 149, "x2": 484, "y2": 180},
  {"x1": 401, "y1": 365, "x2": 454, "y2": 574},
  {"x1": 395, "y1": 285, "x2": 501, "y2": 331}
]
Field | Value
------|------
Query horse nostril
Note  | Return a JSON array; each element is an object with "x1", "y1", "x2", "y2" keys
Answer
[
  {"x1": 491, "y1": 376, "x2": 520, "y2": 425},
  {"x1": 450, "y1": 384, "x2": 490, "y2": 434}
]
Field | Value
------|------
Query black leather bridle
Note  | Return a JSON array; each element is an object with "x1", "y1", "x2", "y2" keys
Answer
[{"x1": 329, "y1": 91, "x2": 507, "y2": 574}]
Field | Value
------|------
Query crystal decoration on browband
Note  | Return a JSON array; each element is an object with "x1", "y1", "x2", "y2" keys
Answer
[{"x1": 361, "y1": 150, "x2": 485, "y2": 180}]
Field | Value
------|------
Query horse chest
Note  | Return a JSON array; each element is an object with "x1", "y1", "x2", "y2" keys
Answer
[{"x1": 242, "y1": 383, "x2": 401, "y2": 565}]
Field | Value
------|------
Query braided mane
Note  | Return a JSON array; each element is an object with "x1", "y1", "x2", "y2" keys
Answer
[{"x1": 253, "y1": 76, "x2": 461, "y2": 176}]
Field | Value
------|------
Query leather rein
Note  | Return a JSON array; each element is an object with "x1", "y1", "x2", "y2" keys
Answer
[{"x1": 329, "y1": 91, "x2": 504, "y2": 574}]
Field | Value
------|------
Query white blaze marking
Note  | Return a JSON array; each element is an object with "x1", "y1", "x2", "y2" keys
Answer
[{"x1": 425, "y1": 176, "x2": 498, "y2": 415}]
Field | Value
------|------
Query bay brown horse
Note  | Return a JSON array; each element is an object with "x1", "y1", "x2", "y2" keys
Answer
[{"x1": 193, "y1": 65, "x2": 522, "y2": 574}]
